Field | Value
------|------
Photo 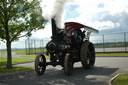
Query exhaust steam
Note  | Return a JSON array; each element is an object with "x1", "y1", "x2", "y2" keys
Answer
[{"x1": 41, "y1": 0, "x2": 73, "y2": 29}]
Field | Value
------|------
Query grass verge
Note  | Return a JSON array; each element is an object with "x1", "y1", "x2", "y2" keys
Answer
[
  {"x1": 0, "y1": 66, "x2": 33, "y2": 73},
  {"x1": 12, "y1": 49, "x2": 46, "y2": 55},
  {"x1": 12, "y1": 49, "x2": 26, "y2": 55},
  {"x1": 20, "y1": 55, "x2": 50, "y2": 59},
  {"x1": 112, "y1": 74, "x2": 128, "y2": 85},
  {"x1": 20, "y1": 55, "x2": 36, "y2": 58},
  {"x1": 0, "y1": 57, "x2": 34, "y2": 73},
  {"x1": 0, "y1": 57, "x2": 34, "y2": 66},
  {"x1": 96, "y1": 53, "x2": 128, "y2": 57}
]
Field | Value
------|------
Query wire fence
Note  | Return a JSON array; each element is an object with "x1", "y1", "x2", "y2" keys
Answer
[
  {"x1": 90, "y1": 32, "x2": 128, "y2": 52},
  {"x1": 25, "y1": 32, "x2": 128, "y2": 54},
  {"x1": 1, "y1": 32, "x2": 128, "y2": 56},
  {"x1": 25, "y1": 38, "x2": 50, "y2": 54}
]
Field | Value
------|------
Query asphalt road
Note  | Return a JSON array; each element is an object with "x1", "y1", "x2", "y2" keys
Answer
[{"x1": 1, "y1": 57, "x2": 128, "y2": 85}]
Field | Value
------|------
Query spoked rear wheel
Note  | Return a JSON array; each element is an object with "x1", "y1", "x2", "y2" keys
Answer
[
  {"x1": 64, "y1": 53, "x2": 73, "y2": 76},
  {"x1": 80, "y1": 40, "x2": 95, "y2": 69},
  {"x1": 35, "y1": 55, "x2": 46, "y2": 75}
]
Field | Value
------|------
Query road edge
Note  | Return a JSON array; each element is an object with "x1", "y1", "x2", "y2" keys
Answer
[{"x1": 108, "y1": 73, "x2": 127, "y2": 85}]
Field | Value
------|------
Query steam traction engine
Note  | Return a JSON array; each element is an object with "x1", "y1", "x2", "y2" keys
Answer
[{"x1": 35, "y1": 19, "x2": 99, "y2": 75}]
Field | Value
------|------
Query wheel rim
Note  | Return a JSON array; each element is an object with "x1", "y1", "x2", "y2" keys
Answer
[
  {"x1": 38, "y1": 56, "x2": 43, "y2": 72},
  {"x1": 35, "y1": 55, "x2": 46, "y2": 75}
]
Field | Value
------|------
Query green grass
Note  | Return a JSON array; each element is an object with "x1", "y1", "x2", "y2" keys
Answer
[
  {"x1": 12, "y1": 48, "x2": 46, "y2": 55},
  {"x1": 0, "y1": 50, "x2": 6, "y2": 57},
  {"x1": 0, "y1": 57, "x2": 34, "y2": 73},
  {"x1": 0, "y1": 66, "x2": 33, "y2": 73},
  {"x1": 112, "y1": 74, "x2": 128, "y2": 85},
  {"x1": 0, "y1": 49, "x2": 26, "y2": 57},
  {"x1": 0, "y1": 57, "x2": 34, "y2": 66},
  {"x1": 12, "y1": 49, "x2": 26, "y2": 55},
  {"x1": 31, "y1": 48, "x2": 46, "y2": 54},
  {"x1": 96, "y1": 53, "x2": 128, "y2": 57},
  {"x1": 45, "y1": 55, "x2": 50, "y2": 59},
  {"x1": 95, "y1": 42, "x2": 128, "y2": 48},
  {"x1": 20, "y1": 55, "x2": 50, "y2": 59},
  {"x1": 0, "y1": 50, "x2": 7, "y2": 53},
  {"x1": 20, "y1": 55, "x2": 36, "y2": 58}
]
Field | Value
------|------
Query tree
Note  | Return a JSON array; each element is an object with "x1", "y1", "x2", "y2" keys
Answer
[{"x1": 0, "y1": 0, "x2": 46, "y2": 69}]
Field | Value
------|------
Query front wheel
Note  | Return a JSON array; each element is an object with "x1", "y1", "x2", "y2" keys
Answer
[
  {"x1": 35, "y1": 55, "x2": 46, "y2": 75},
  {"x1": 64, "y1": 53, "x2": 73, "y2": 75}
]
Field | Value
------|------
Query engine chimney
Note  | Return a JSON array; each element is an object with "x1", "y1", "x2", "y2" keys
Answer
[{"x1": 51, "y1": 18, "x2": 57, "y2": 37}]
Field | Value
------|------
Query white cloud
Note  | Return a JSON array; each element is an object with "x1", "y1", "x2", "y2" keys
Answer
[
  {"x1": 38, "y1": 0, "x2": 128, "y2": 38},
  {"x1": 22, "y1": 0, "x2": 128, "y2": 39},
  {"x1": 92, "y1": 21, "x2": 120, "y2": 30},
  {"x1": 65, "y1": 0, "x2": 128, "y2": 32},
  {"x1": 74, "y1": 0, "x2": 128, "y2": 15},
  {"x1": 31, "y1": 23, "x2": 52, "y2": 39}
]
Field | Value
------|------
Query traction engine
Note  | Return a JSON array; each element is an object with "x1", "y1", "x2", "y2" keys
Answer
[{"x1": 35, "y1": 19, "x2": 98, "y2": 75}]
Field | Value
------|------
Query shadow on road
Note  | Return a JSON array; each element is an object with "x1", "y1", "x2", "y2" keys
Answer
[{"x1": 0, "y1": 66, "x2": 119, "y2": 85}]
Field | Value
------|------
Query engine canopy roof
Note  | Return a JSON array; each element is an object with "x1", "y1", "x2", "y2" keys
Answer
[{"x1": 65, "y1": 22, "x2": 98, "y2": 36}]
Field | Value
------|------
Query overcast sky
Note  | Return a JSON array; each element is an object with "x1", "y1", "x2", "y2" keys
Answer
[
  {"x1": 1, "y1": 0, "x2": 128, "y2": 49},
  {"x1": 31, "y1": 0, "x2": 128, "y2": 39}
]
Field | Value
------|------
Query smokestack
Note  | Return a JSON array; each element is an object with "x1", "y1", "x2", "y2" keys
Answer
[{"x1": 51, "y1": 18, "x2": 57, "y2": 37}]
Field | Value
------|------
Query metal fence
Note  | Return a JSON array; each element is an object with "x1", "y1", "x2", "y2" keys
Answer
[
  {"x1": 90, "y1": 32, "x2": 128, "y2": 52},
  {"x1": 25, "y1": 38, "x2": 50, "y2": 54},
  {"x1": 25, "y1": 32, "x2": 128, "y2": 54},
  {"x1": 0, "y1": 32, "x2": 128, "y2": 56}
]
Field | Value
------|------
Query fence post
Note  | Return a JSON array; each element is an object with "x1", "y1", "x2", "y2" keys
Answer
[
  {"x1": 40, "y1": 40, "x2": 41, "y2": 53},
  {"x1": 28, "y1": 38, "x2": 30, "y2": 54},
  {"x1": 34, "y1": 39, "x2": 36, "y2": 54},
  {"x1": 25, "y1": 40, "x2": 27, "y2": 55},
  {"x1": 124, "y1": 32, "x2": 126, "y2": 52},
  {"x1": 42, "y1": 39, "x2": 44, "y2": 52},
  {"x1": 31, "y1": 39, "x2": 33, "y2": 54},
  {"x1": 103, "y1": 34, "x2": 105, "y2": 53},
  {"x1": 32, "y1": 40, "x2": 34, "y2": 54},
  {"x1": 29, "y1": 39, "x2": 32, "y2": 54}
]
